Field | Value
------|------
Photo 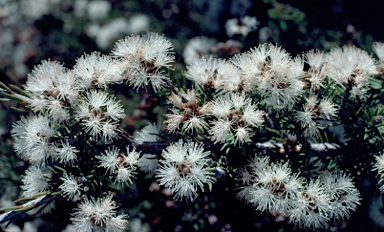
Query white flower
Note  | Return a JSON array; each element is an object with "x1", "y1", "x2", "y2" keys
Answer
[
  {"x1": 60, "y1": 173, "x2": 83, "y2": 201},
  {"x1": 55, "y1": 140, "x2": 79, "y2": 165},
  {"x1": 156, "y1": 140, "x2": 216, "y2": 201},
  {"x1": 325, "y1": 45, "x2": 377, "y2": 98},
  {"x1": 232, "y1": 44, "x2": 305, "y2": 109},
  {"x1": 209, "y1": 93, "x2": 264, "y2": 144},
  {"x1": 247, "y1": 162, "x2": 303, "y2": 215},
  {"x1": 320, "y1": 172, "x2": 361, "y2": 220},
  {"x1": 75, "y1": 90, "x2": 124, "y2": 140},
  {"x1": 183, "y1": 36, "x2": 216, "y2": 65},
  {"x1": 112, "y1": 32, "x2": 175, "y2": 92},
  {"x1": 287, "y1": 180, "x2": 332, "y2": 229},
  {"x1": 318, "y1": 98, "x2": 338, "y2": 120},
  {"x1": 96, "y1": 146, "x2": 140, "y2": 185},
  {"x1": 74, "y1": 52, "x2": 123, "y2": 90},
  {"x1": 185, "y1": 56, "x2": 225, "y2": 89},
  {"x1": 11, "y1": 115, "x2": 57, "y2": 166},
  {"x1": 71, "y1": 196, "x2": 128, "y2": 232},
  {"x1": 21, "y1": 166, "x2": 50, "y2": 198},
  {"x1": 225, "y1": 16, "x2": 259, "y2": 37}
]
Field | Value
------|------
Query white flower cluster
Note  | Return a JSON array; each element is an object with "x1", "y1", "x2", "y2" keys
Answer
[
  {"x1": 70, "y1": 196, "x2": 129, "y2": 232},
  {"x1": 96, "y1": 146, "x2": 140, "y2": 185},
  {"x1": 156, "y1": 140, "x2": 216, "y2": 201},
  {"x1": 237, "y1": 156, "x2": 361, "y2": 229},
  {"x1": 7, "y1": 32, "x2": 175, "y2": 231}
]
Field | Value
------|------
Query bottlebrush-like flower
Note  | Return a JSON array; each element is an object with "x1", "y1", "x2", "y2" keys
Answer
[
  {"x1": 55, "y1": 140, "x2": 79, "y2": 165},
  {"x1": 112, "y1": 32, "x2": 175, "y2": 92},
  {"x1": 74, "y1": 90, "x2": 125, "y2": 141},
  {"x1": 21, "y1": 166, "x2": 50, "y2": 198},
  {"x1": 23, "y1": 60, "x2": 78, "y2": 122},
  {"x1": 11, "y1": 115, "x2": 58, "y2": 166},
  {"x1": 156, "y1": 140, "x2": 216, "y2": 201},
  {"x1": 164, "y1": 89, "x2": 210, "y2": 133},
  {"x1": 287, "y1": 180, "x2": 332, "y2": 229},
  {"x1": 208, "y1": 93, "x2": 264, "y2": 144},
  {"x1": 320, "y1": 172, "x2": 361, "y2": 220},
  {"x1": 74, "y1": 52, "x2": 123, "y2": 90},
  {"x1": 71, "y1": 196, "x2": 129, "y2": 232},
  {"x1": 246, "y1": 160, "x2": 304, "y2": 215},
  {"x1": 96, "y1": 146, "x2": 140, "y2": 185},
  {"x1": 59, "y1": 173, "x2": 83, "y2": 201},
  {"x1": 232, "y1": 44, "x2": 305, "y2": 109}
]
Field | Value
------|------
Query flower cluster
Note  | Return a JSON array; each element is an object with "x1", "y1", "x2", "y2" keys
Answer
[
  {"x1": 156, "y1": 140, "x2": 216, "y2": 201},
  {"x1": 70, "y1": 196, "x2": 129, "y2": 232},
  {"x1": 237, "y1": 156, "x2": 361, "y2": 229}
]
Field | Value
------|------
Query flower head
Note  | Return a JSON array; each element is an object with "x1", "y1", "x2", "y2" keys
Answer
[
  {"x1": 156, "y1": 140, "x2": 216, "y2": 201},
  {"x1": 71, "y1": 196, "x2": 128, "y2": 232}
]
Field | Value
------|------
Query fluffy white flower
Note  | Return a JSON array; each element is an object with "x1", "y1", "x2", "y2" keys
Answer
[
  {"x1": 287, "y1": 180, "x2": 332, "y2": 229},
  {"x1": 185, "y1": 56, "x2": 225, "y2": 89},
  {"x1": 325, "y1": 45, "x2": 377, "y2": 98},
  {"x1": 11, "y1": 115, "x2": 57, "y2": 166},
  {"x1": 247, "y1": 161, "x2": 303, "y2": 215},
  {"x1": 96, "y1": 146, "x2": 140, "y2": 185},
  {"x1": 74, "y1": 52, "x2": 123, "y2": 90},
  {"x1": 209, "y1": 93, "x2": 264, "y2": 144},
  {"x1": 71, "y1": 196, "x2": 128, "y2": 232},
  {"x1": 21, "y1": 166, "x2": 50, "y2": 198},
  {"x1": 112, "y1": 32, "x2": 174, "y2": 92},
  {"x1": 320, "y1": 172, "x2": 361, "y2": 220},
  {"x1": 232, "y1": 44, "x2": 305, "y2": 109},
  {"x1": 55, "y1": 140, "x2": 79, "y2": 165},
  {"x1": 60, "y1": 173, "x2": 83, "y2": 201},
  {"x1": 156, "y1": 140, "x2": 215, "y2": 201}
]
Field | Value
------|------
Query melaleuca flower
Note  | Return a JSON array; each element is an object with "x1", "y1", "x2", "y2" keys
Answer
[
  {"x1": 295, "y1": 96, "x2": 338, "y2": 138},
  {"x1": 60, "y1": 173, "x2": 83, "y2": 201},
  {"x1": 242, "y1": 158, "x2": 304, "y2": 215},
  {"x1": 185, "y1": 56, "x2": 233, "y2": 90},
  {"x1": 225, "y1": 16, "x2": 259, "y2": 37},
  {"x1": 232, "y1": 44, "x2": 305, "y2": 109},
  {"x1": 74, "y1": 52, "x2": 123, "y2": 90},
  {"x1": 303, "y1": 50, "x2": 327, "y2": 91},
  {"x1": 208, "y1": 93, "x2": 264, "y2": 144},
  {"x1": 21, "y1": 166, "x2": 50, "y2": 198},
  {"x1": 112, "y1": 32, "x2": 175, "y2": 92},
  {"x1": 96, "y1": 146, "x2": 140, "y2": 185},
  {"x1": 325, "y1": 45, "x2": 377, "y2": 98},
  {"x1": 320, "y1": 172, "x2": 361, "y2": 220},
  {"x1": 11, "y1": 115, "x2": 58, "y2": 166},
  {"x1": 133, "y1": 122, "x2": 161, "y2": 144},
  {"x1": 183, "y1": 36, "x2": 217, "y2": 65},
  {"x1": 55, "y1": 140, "x2": 79, "y2": 165},
  {"x1": 70, "y1": 196, "x2": 129, "y2": 232},
  {"x1": 74, "y1": 90, "x2": 125, "y2": 141},
  {"x1": 156, "y1": 140, "x2": 216, "y2": 201},
  {"x1": 24, "y1": 60, "x2": 78, "y2": 122},
  {"x1": 164, "y1": 89, "x2": 210, "y2": 133},
  {"x1": 287, "y1": 179, "x2": 332, "y2": 229}
]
